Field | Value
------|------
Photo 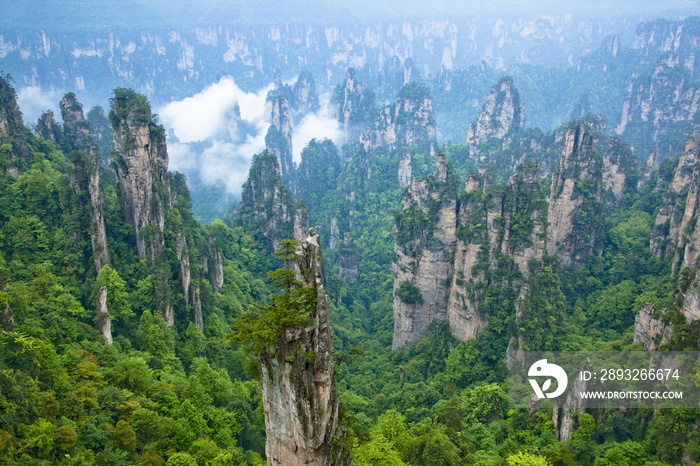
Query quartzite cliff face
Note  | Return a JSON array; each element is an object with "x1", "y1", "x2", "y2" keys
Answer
[
  {"x1": 0, "y1": 76, "x2": 29, "y2": 177},
  {"x1": 261, "y1": 230, "x2": 349, "y2": 466},
  {"x1": 392, "y1": 155, "x2": 458, "y2": 349},
  {"x1": 360, "y1": 82, "x2": 437, "y2": 187},
  {"x1": 238, "y1": 150, "x2": 308, "y2": 249},
  {"x1": 110, "y1": 89, "x2": 202, "y2": 327}
]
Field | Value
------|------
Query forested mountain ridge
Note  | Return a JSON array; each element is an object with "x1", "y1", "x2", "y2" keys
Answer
[{"x1": 1, "y1": 12, "x2": 700, "y2": 466}]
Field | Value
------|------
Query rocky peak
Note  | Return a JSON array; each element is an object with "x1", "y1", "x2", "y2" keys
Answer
[
  {"x1": 60, "y1": 92, "x2": 92, "y2": 152},
  {"x1": 466, "y1": 76, "x2": 525, "y2": 163},
  {"x1": 261, "y1": 229, "x2": 350, "y2": 465},
  {"x1": 392, "y1": 154, "x2": 458, "y2": 349},
  {"x1": 379, "y1": 57, "x2": 420, "y2": 91},
  {"x1": 650, "y1": 138, "x2": 700, "y2": 271},
  {"x1": 35, "y1": 110, "x2": 62, "y2": 143},
  {"x1": 332, "y1": 68, "x2": 375, "y2": 156},
  {"x1": 360, "y1": 82, "x2": 437, "y2": 187},
  {"x1": 293, "y1": 69, "x2": 320, "y2": 113},
  {"x1": 634, "y1": 303, "x2": 673, "y2": 351},
  {"x1": 616, "y1": 52, "x2": 700, "y2": 157},
  {"x1": 546, "y1": 120, "x2": 605, "y2": 266},
  {"x1": 239, "y1": 150, "x2": 307, "y2": 250},
  {"x1": 0, "y1": 75, "x2": 29, "y2": 177},
  {"x1": 265, "y1": 94, "x2": 294, "y2": 184},
  {"x1": 110, "y1": 89, "x2": 171, "y2": 263}
]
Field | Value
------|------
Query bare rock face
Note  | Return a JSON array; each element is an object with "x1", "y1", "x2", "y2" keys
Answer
[
  {"x1": 60, "y1": 92, "x2": 92, "y2": 152},
  {"x1": 293, "y1": 69, "x2": 320, "y2": 114},
  {"x1": 447, "y1": 164, "x2": 547, "y2": 342},
  {"x1": 637, "y1": 150, "x2": 657, "y2": 189},
  {"x1": 634, "y1": 303, "x2": 673, "y2": 351},
  {"x1": 360, "y1": 82, "x2": 437, "y2": 187},
  {"x1": 261, "y1": 230, "x2": 350, "y2": 466},
  {"x1": 392, "y1": 155, "x2": 458, "y2": 349},
  {"x1": 467, "y1": 77, "x2": 525, "y2": 165},
  {"x1": 110, "y1": 90, "x2": 171, "y2": 262},
  {"x1": 677, "y1": 272, "x2": 700, "y2": 323},
  {"x1": 239, "y1": 150, "x2": 308, "y2": 250},
  {"x1": 0, "y1": 76, "x2": 29, "y2": 176},
  {"x1": 650, "y1": 138, "x2": 700, "y2": 271},
  {"x1": 96, "y1": 286, "x2": 113, "y2": 345},
  {"x1": 87, "y1": 147, "x2": 110, "y2": 273},
  {"x1": 35, "y1": 110, "x2": 62, "y2": 143},
  {"x1": 616, "y1": 52, "x2": 700, "y2": 157},
  {"x1": 602, "y1": 136, "x2": 634, "y2": 205},
  {"x1": 265, "y1": 94, "x2": 294, "y2": 183},
  {"x1": 553, "y1": 358, "x2": 592, "y2": 441},
  {"x1": 332, "y1": 68, "x2": 375, "y2": 158},
  {"x1": 546, "y1": 121, "x2": 605, "y2": 266},
  {"x1": 207, "y1": 235, "x2": 224, "y2": 293}
]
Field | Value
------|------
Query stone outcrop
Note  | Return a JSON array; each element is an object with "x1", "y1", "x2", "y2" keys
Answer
[
  {"x1": 378, "y1": 57, "x2": 420, "y2": 92},
  {"x1": 360, "y1": 82, "x2": 437, "y2": 187},
  {"x1": 447, "y1": 163, "x2": 547, "y2": 342},
  {"x1": 265, "y1": 94, "x2": 294, "y2": 184},
  {"x1": 261, "y1": 229, "x2": 350, "y2": 466},
  {"x1": 634, "y1": 303, "x2": 673, "y2": 351},
  {"x1": 110, "y1": 90, "x2": 171, "y2": 262},
  {"x1": 96, "y1": 286, "x2": 113, "y2": 345},
  {"x1": 293, "y1": 69, "x2": 320, "y2": 114},
  {"x1": 0, "y1": 76, "x2": 29, "y2": 177},
  {"x1": 553, "y1": 358, "x2": 592, "y2": 441},
  {"x1": 392, "y1": 158, "x2": 549, "y2": 347},
  {"x1": 332, "y1": 68, "x2": 375, "y2": 157},
  {"x1": 546, "y1": 120, "x2": 605, "y2": 266},
  {"x1": 392, "y1": 155, "x2": 458, "y2": 348},
  {"x1": 207, "y1": 235, "x2": 224, "y2": 293},
  {"x1": 239, "y1": 150, "x2": 308, "y2": 250},
  {"x1": 60, "y1": 92, "x2": 92, "y2": 152},
  {"x1": 35, "y1": 110, "x2": 62, "y2": 143},
  {"x1": 110, "y1": 89, "x2": 200, "y2": 327},
  {"x1": 616, "y1": 53, "x2": 700, "y2": 157},
  {"x1": 466, "y1": 77, "x2": 525, "y2": 164},
  {"x1": 650, "y1": 138, "x2": 700, "y2": 272},
  {"x1": 87, "y1": 147, "x2": 110, "y2": 273}
]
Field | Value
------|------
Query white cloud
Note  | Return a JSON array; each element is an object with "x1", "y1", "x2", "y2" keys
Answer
[
  {"x1": 16, "y1": 86, "x2": 63, "y2": 126},
  {"x1": 158, "y1": 76, "x2": 272, "y2": 143},
  {"x1": 291, "y1": 93, "x2": 341, "y2": 163}
]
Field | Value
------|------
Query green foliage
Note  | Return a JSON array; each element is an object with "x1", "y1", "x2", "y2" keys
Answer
[
  {"x1": 229, "y1": 240, "x2": 315, "y2": 355},
  {"x1": 396, "y1": 281, "x2": 423, "y2": 304}
]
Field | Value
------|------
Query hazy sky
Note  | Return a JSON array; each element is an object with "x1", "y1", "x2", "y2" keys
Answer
[{"x1": 5, "y1": 0, "x2": 698, "y2": 30}]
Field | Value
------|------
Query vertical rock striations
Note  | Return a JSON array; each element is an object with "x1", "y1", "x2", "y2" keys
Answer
[
  {"x1": 466, "y1": 76, "x2": 525, "y2": 165},
  {"x1": 87, "y1": 147, "x2": 110, "y2": 273},
  {"x1": 392, "y1": 155, "x2": 459, "y2": 349},
  {"x1": 110, "y1": 89, "x2": 200, "y2": 327},
  {"x1": 546, "y1": 120, "x2": 605, "y2": 266},
  {"x1": 332, "y1": 68, "x2": 375, "y2": 157},
  {"x1": 634, "y1": 303, "x2": 673, "y2": 351},
  {"x1": 261, "y1": 229, "x2": 349, "y2": 466},
  {"x1": 650, "y1": 138, "x2": 700, "y2": 272},
  {"x1": 239, "y1": 150, "x2": 308, "y2": 250},
  {"x1": 35, "y1": 110, "x2": 62, "y2": 143},
  {"x1": 96, "y1": 286, "x2": 113, "y2": 345},
  {"x1": 265, "y1": 94, "x2": 294, "y2": 185},
  {"x1": 0, "y1": 75, "x2": 29, "y2": 177},
  {"x1": 360, "y1": 82, "x2": 437, "y2": 187},
  {"x1": 110, "y1": 89, "x2": 171, "y2": 263},
  {"x1": 60, "y1": 92, "x2": 92, "y2": 153},
  {"x1": 447, "y1": 163, "x2": 548, "y2": 342},
  {"x1": 293, "y1": 69, "x2": 320, "y2": 114}
]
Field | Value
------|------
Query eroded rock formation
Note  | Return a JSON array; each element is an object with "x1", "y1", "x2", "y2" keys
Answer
[
  {"x1": 0, "y1": 76, "x2": 29, "y2": 177},
  {"x1": 392, "y1": 155, "x2": 458, "y2": 348},
  {"x1": 634, "y1": 303, "x2": 673, "y2": 351},
  {"x1": 261, "y1": 229, "x2": 350, "y2": 466},
  {"x1": 266, "y1": 94, "x2": 294, "y2": 184},
  {"x1": 96, "y1": 286, "x2": 113, "y2": 345},
  {"x1": 35, "y1": 110, "x2": 62, "y2": 143},
  {"x1": 360, "y1": 82, "x2": 437, "y2": 187},
  {"x1": 651, "y1": 138, "x2": 700, "y2": 272},
  {"x1": 239, "y1": 150, "x2": 308, "y2": 249}
]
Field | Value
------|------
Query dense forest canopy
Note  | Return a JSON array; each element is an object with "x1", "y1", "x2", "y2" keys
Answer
[{"x1": 1, "y1": 5, "x2": 700, "y2": 466}]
